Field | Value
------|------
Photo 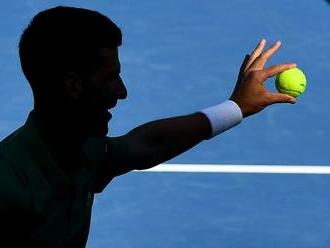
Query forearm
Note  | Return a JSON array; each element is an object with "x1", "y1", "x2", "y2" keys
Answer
[
  {"x1": 126, "y1": 112, "x2": 211, "y2": 169},
  {"x1": 123, "y1": 100, "x2": 244, "y2": 170}
]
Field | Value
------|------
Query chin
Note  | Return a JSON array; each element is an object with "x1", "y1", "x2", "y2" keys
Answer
[
  {"x1": 84, "y1": 111, "x2": 111, "y2": 137},
  {"x1": 91, "y1": 124, "x2": 109, "y2": 137}
]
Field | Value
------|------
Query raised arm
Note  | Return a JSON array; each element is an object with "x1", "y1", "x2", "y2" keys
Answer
[{"x1": 107, "y1": 40, "x2": 297, "y2": 175}]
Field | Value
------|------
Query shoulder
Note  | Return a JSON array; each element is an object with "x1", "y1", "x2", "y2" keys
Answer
[
  {"x1": 0, "y1": 125, "x2": 31, "y2": 212},
  {"x1": 0, "y1": 125, "x2": 26, "y2": 173},
  {"x1": 0, "y1": 127, "x2": 30, "y2": 201},
  {"x1": 0, "y1": 152, "x2": 28, "y2": 202},
  {"x1": 83, "y1": 136, "x2": 133, "y2": 192},
  {"x1": 0, "y1": 126, "x2": 30, "y2": 184}
]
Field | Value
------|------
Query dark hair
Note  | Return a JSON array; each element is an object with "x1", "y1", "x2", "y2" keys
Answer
[{"x1": 19, "y1": 6, "x2": 122, "y2": 99}]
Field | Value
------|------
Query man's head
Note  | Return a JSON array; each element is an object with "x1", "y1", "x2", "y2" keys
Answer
[{"x1": 19, "y1": 6, "x2": 127, "y2": 136}]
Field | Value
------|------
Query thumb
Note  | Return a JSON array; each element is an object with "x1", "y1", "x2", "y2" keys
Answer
[{"x1": 268, "y1": 93, "x2": 296, "y2": 105}]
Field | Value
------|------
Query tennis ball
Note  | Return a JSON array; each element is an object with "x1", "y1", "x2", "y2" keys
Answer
[{"x1": 275, "y1": 68, "x2": 307, "y2": 97}]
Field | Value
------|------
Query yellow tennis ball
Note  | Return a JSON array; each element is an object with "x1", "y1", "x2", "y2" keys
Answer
[{"x1": 275, "y1": 68, "x2": 307, "y2": 97}]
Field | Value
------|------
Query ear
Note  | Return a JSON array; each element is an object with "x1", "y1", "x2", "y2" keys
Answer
[{"x1": 63, "y1": 72, "x2": 84, "y2": 100}]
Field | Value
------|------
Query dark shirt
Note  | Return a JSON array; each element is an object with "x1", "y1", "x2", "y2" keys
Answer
[{"x1": 0, "y1": 112, "x2": 114, "y2": 247}]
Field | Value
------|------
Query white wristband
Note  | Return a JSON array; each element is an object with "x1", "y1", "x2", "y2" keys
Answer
[{"x1": 199, "y1": 100, "x2": 243, "y2": 138}]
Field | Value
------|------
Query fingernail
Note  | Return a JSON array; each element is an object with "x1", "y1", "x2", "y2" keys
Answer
[
  {"x1": 260, "y1": 38, "x2": 266, "y2": 44},
  {"x1": 276, "y1": 40, "x2": 282, "y2": 45},
  {"x1": 290, "y1": 98, "x2": 296, "y2": 104}
]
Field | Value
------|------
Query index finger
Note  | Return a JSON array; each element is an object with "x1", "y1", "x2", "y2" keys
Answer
[
  {"x1": 245, "y1": 39, "x2": 266, "y2": 70},
  {"x1": 250, "y1": 41, "x2": 282, "y2": 70}
]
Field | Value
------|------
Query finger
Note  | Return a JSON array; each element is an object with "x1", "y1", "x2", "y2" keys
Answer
[
  {"x1": 261, "y1": 40, "x2": 282, "y2": 60},
  {"x1": 238, "y1": 54, "x2": 250, "y2": 78},
  {"x1": 264, "y1": 63, "x2": 297, "y2": 78},
  {"x1": 267, "y1": 92, "x2": 297, "y2": 105},
  {"x1": 245, "y1": 39, "x2": 266, "y2": 70},
  {"x1": 250, "y1": 41, "x2": 282, "y2": 70}
]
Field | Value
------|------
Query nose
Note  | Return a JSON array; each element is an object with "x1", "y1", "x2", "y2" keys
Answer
[{"x1": 115, "y1": 76, "x2": 128, "y2": 100}]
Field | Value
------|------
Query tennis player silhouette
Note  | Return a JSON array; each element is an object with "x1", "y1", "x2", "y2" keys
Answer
[{"x1": 0, "y1": 6, "x2": 296, "y2": 247}]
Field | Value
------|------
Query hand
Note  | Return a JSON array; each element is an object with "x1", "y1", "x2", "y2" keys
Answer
[{"x1": 229, "y1": 39, "x2": 297, "y2": 118}]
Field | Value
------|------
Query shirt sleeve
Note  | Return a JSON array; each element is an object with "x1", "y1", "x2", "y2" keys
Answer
[
  {"x1": 83, "y1": 137, "x2": 112, "y2": 193},
  {"x1": 83, "y1": 136, "x2": 136, "y2": 193}
]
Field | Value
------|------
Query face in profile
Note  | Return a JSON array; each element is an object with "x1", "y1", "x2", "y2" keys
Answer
[{"x1": 76, "y1": 48, "x2": 127, "y2": 137}]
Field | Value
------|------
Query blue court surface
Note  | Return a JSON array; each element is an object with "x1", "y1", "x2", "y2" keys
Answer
[{"x1": 1, "y1": 0, "x2": 330, "y2": 247}]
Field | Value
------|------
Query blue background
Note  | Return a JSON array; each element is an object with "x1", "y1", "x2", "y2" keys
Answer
[{"x1": 1, "y1": 1, "x2": 330, "y2": 247}]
